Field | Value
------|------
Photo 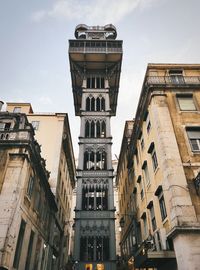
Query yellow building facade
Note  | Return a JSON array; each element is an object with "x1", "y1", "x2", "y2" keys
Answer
[
  {"x1": 117, "y1": 64, "x2": 200, "y2": 270},
  {"x1": 0, "y1": 110, "x2": 57, "y2": 270},
  {"x1": 6, "y1": 103, "x2": 76, "y2": 269}
]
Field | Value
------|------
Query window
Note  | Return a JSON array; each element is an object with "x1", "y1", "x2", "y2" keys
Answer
[
  {"x1": 169, "y1": 70, "x2": 184, "y2": 84},
  {"x1": 142, "y1": 161, "x2": 150, "y2": 186},
  {"x1": 13, "y1": 107, "x2": 21, "y2": 113},
  {"x1": 86, "y1": 76, "x2": 105, "y2": 89},
  {"x1": 80, "y1": 236, "x2": 109, "y2": 261},
  {"x1": 140, "y1": 135, "x2": 144, "y2": 150},
  {"x1": 31, "y1": 121, "x2": 40, "y2": 130},
  {"x1": 25, "y1": 230, "x2": 35, "y2": 270},
  {"x1": 148, "y1": 202, "x2": 157, "y2": 231},
  {"x1": 96, "y1": 96, "x2": 105, "y2": 111},
  {"x1": 135, "y1": 149, "x2": 139, "y2": 164},
  {"x1": 145, "y1": 113, "x2": 151, "y2": 134},
  {"x1": 0, "y1": 122, "x2": 11, "y2": 131},
  {"x1": 86, "y1": 96, "x2": 105, "y2": 112},
  {"x1": 82, "y1": 185, "x2": 108, "y2": 211},
  {"x1": 155, "y1": 186, "x2": 167, "y2": 221},
  {"x1": 159, "y1": 193, "x2": 167, "y2": 221},
  {"x1": 152, "y1": 149, "x2": 158, "y2": 171},
  {"x1": 27, "y1": 175, "x2": 34, "y2": 199},
  {"x1": 187, "y1": 127, "x2": 200, "y2": 151},
  {"x1": 85, "y1": 120, "x2": 106, "y2": 138},
  {"x1": 194, "y1": 172, "x2": 200, "y2": 196},
  {"x1": 141, "y1": 213, "x2": 148, "y2": 237},
  {"x1": 148, "y1": 143, "x2": 158, "y2": 171},
  {"x1": 86, "y1": 96, "x2": 95, "y2": 111},
  {"x1": 34, "y1": 191, "x2": 40, "y2": 213},
  {"x1": 177, "y1": 94, "x2": 196, "y2": 111},
  {"x1": 13, "y1": 219, "x2": 26, "y2": 268},
  {"x1": 84, "y1": 151, "x2": 107, "y2": 170}
]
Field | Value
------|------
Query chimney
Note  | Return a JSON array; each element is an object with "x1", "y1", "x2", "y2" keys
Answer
[{"x1": 0, "y1": 101, "x2": 4, "y2": 112}]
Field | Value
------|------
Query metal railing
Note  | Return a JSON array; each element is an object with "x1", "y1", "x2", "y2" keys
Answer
[
  {"x1": 69, "y1": 46, "x2": 122, "y2": 53},
  {"x1": 146, "y1": 76, "x2": 200, "y2": 86}
]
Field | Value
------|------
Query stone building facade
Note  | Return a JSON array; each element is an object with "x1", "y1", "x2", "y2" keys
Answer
[
  {"x1": 6, "y1": 103, "x2": 76, "y2": 269},
  {"x1": 0, "y1": 110, "x2": 57, "y2": 270},
  {"x1": 69, "y1": 24, "x2": 122, "y2": 270},
  {"x1": 116, "y1": 64, "x2": 200, "y2": 270}
]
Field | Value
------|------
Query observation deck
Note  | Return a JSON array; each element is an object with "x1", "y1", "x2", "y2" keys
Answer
[{"x1": 69, "y1": 24, "x2": 123, "y2": 115}]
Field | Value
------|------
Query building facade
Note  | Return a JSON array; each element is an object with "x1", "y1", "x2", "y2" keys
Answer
[
  {"x1": 0, "y1": 109, "x2": 57, "y2": 270},
  {"x1": 6, "y1": 103, "x2": 76, "y2": 269},
  {"x1": 116, "y1": 121, "x2": 135, "y2": 269},
  {"x1": 117, "y1": 64, "x2": 200, "y2": 270},
  {"x1": 69, "y1": 24, "x2": 123, "y2": 270}
]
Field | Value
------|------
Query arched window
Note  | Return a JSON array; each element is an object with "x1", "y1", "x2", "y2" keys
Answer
[
  {"x1": 91, "y1": 121, "x2": 95, "y2": 137},
  {"x1": 96, "y1": 97, "x2": 100, "y2": 111},
  {"x1": 84, "y1": 151, "x2": 89, "y2": 170},
  {"x1": 101, "y1": 121, "x2": 106, "y2": 138},
  {"x1": 96, "y1": 151, "x2": 107, "y2": 170},
  {"x1": 86, "y1": 97, "x2": 90, "y2": 111},
  {"x1": 82, "y1": 184, "x2": 108, "y2": 211},
  {"x1": 96, "y1": 120, "x2": 106, "y2": 138},
  {"x1": 101, "y1": 97, "x2": 105, "y2": 111},
  {"x1": 85, "y1": 120, "x2": 95, "y2": 138},
  {"x1": 96, "y1": 120, "x2": 101, "y2": 138},
  {"x1": 96, "y1": 96, "x2": 105, "y2": 112},
  {"x1": 85, "y1": 121, "x2": 90, "y2": 137},
  {"x1": 91, "y1": 97, "x2": 95, "y2": 111},
  {"x1": 84, "y1": 151, "x2": 95, "y2": 170},
  {"x1": 86, "y1": 96, "x2": 95, "y2": 111}
]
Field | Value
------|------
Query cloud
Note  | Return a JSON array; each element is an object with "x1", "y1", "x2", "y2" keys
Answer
[
  {"x1": 31, "y1": 0, "x2": 158, "y2": 24},
  {"x1": 39, "y1": 96, "x2": 53, "y2": 105}
]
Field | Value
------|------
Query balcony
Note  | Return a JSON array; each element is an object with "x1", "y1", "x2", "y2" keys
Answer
[
  {"x1": 0, "y1": 129, "x2": 31, "y2": 142},
  {"x1": 134, "y1": 241, "x2": 176, "y2": 268},
  {"x1": 146, "y1": 76, "x2": 200, "y2": 87},
  {"x1": 69, "y1": 40, "x2": 123, "y2": 54}
]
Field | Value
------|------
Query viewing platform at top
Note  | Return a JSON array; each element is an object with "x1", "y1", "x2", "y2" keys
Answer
[{"x1": 68, "y1": 24, "x2": 123, "y2": 116}]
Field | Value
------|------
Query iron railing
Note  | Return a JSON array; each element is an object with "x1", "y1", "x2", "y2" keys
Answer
[
  {"x1": 69, "y1": 46, "x2": 122, "y2": 53},
  {"x1": 146, "y1": 76, "x2": 200, "y2": 86}
]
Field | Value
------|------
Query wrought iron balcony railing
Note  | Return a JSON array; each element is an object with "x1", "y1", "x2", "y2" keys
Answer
[
  {"x1": 146, "y1": 76, "x2": 200, "y2": 86},
  {"x1": 69, "y1": 40, "x2": 122, "y2": 54}
]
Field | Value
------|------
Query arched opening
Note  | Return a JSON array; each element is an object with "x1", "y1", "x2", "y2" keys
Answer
[
  {"x1": 86, "y1": 97, "x2": 90, "y2": 111},
  {"x1": 101, "y1": 97, "x2": 105, "y2": 111},
  {"x1": 91, "y1": 121, "x2": 95, "y2": 138},
  {"x1": 91, "y1": 97, "x2": 95, "y2": 111},
  {"x1": 96, "y1": 120, "x2": 101, "y2": 138},
  {"x1": 101, "y1": 121, "x2": 106, "y2": 138},
  {"x1": 85, "y1": 121, "x2": 90, "y2": 137}
]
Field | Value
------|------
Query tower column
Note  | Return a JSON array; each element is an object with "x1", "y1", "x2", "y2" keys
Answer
[{"x1": 69, "y1": 24, "x2": 122, "y2": 270}]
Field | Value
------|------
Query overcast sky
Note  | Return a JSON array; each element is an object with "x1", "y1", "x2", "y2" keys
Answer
[{"x1": 1, "y1": 0, "x2": 200, "y2": 159}]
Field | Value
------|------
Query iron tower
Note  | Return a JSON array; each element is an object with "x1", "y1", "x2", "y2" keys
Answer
[{"x1": 69, "y1": 24, "x2": 123, "y2": 270}]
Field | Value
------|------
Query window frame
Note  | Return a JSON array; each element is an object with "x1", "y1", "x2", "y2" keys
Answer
[
  {"x1": 186, "y1": 127, "x2": 200, "y2": 152},
  {"x1": 176, "y1": 94, "x2": 197, "y2": 111},
  {"x1": 27, "y1": 175, "x2": 35, "y2": 199},
  {"x1": 148, "y1": 202, "x2": 157, "y2": 231}
]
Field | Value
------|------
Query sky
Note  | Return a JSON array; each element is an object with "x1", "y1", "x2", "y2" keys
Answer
[{"x1": 1, "y1": 0, "x2": 200, "y2": 159}]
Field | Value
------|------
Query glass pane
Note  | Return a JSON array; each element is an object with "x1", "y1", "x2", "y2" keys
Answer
[{"x1": 178, "y1": 97, "x2": 196, "y2": 110}]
